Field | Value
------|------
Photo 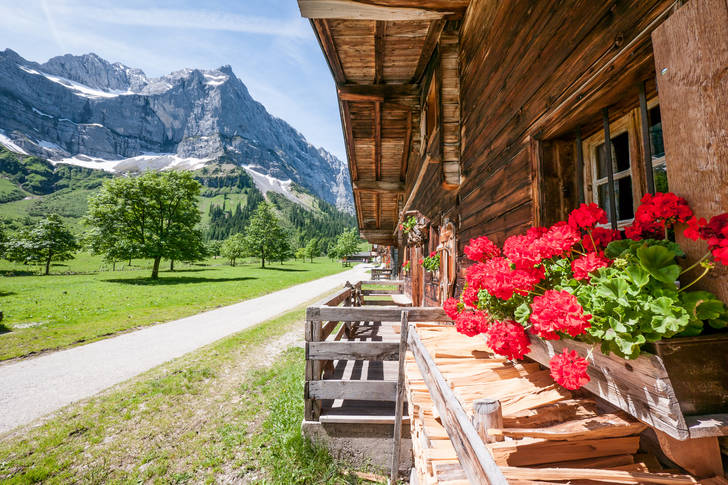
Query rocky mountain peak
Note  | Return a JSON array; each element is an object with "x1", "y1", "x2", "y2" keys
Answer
[{"x1": 0, "y1": 50, "x2": 354, "y2": 213}]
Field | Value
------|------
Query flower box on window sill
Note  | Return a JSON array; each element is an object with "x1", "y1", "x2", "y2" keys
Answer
[{"x1": 526, "y1": 333, "x2": 728, "y2": 441}]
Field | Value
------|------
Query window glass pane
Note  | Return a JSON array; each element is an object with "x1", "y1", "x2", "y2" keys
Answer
[
  {"x1": 612, "y1": 132, "x2": 630, "y2": 172},
  {"x1": 648, "y1": 105, "x2": 665, "y2": 159},
  {"x1": 597, "y1": 176, "x2": 634, "y2": 223},
  {"x1": 653, "y1": 162, "x2": 668, "y2": 192},
  {"x1": 596, "y1": 132, "x2": 631, "y2": 178}
]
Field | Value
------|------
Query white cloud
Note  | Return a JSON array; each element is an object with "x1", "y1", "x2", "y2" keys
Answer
[{"x1": 45, "y1": 3, "x2": 310, "y2": 38}]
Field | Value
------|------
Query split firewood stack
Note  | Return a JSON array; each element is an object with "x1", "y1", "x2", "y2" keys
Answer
[{"x1": 403, "y1": 324, "x2": 715, "y2": 485}]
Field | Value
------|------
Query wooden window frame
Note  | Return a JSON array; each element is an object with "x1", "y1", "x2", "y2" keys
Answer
[{"x1": 581, "y1": 102, "x2": 663, "y2": 228}]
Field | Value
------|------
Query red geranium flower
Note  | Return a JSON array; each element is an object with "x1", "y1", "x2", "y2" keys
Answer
[
  {"x1": 530, "y1": 290, "x2": 591, "y2": 339},
  {"x1": 538, "y1": 223, "x2": 582, "y2": 259},
  {"x1": 572, "y1": 252, "x2": 611, "y2": 281},
  {"x1": 464, "y1": 236, "x2": 500, "y2": 263},
  {"x1": 626, "y1": 192, "x2": 693, "y2": 240},
  {"x1": 503, "y1": 233, "x2": 543, "y2": 268},
  {"x1": 568, "y1": 203, "x2": 607, "y2": 230},
  {"x1": 462, "y1": 285, "x2": 480, "y2": 309},
  {"x1": 582, "y1": 227, "x2": 621, "y2": 252},
  {"x1": 430, "y1": 251, "x2": 437, "y2": 257},
  {"x1": 465, "y1": 262, "x2": 489, "y2": 291},
  {"x1": 684, "y1": 216, "x2": 707, "y2": 241},
  {"x1": 485, "y1": 320, "x2": 531, "y2": 360},
  {"x1": 443, "y1": 297, "x2": 460, "y2": 320},
  {"x1": 455, "y1": 311, "x2": 488, "y2": 337},
  {"x1": 549, "y1": 348, "x2": 590, "y2": 390}
]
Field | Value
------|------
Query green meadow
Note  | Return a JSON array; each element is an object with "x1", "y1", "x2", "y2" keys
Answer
[{"x1": 0, "y1": 253, "x2": 348, "y2": 361}]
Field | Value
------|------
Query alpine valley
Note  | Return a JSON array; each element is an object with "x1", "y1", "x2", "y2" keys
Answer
[{"x1": 0, "y1": 49, "x2": 355, "y2": 245}]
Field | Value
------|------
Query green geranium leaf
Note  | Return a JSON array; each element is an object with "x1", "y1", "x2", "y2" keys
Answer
[
  {"x1": 514, "y1": 302, "x2": 531, "y2": 324},
  {"x1": 680, "y1": 290, "x2": 726, "y2": 321},
  {"x1": 637, "y1": 245, "x2": 681, "y2": 285},
  {"x1": 605, "y1": 239, "x2": 635, "y2": 259},
  {"x1": 626, "y1": 265, "x2": 650, "y2": 288}
]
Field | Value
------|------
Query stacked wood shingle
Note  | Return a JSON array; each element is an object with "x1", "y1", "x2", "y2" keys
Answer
[{"x1": 404, "y1": 325, "x2": 700, "y2": 485}]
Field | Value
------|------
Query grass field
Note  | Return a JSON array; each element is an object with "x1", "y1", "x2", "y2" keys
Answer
[
  {"x1": 0, "y1": 253, "x2": 349, "y2": 361},
  {"x1": 0, "y1": 300, "x2": 371, "y2": 484}
]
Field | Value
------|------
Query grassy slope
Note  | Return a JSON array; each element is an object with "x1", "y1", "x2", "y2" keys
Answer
[
  {"x1": 0, "y1": 254, "x2": 348, "y2": 361},
  {"x1": 0, "y1": 301, "x2": 368, "y2": 484}
]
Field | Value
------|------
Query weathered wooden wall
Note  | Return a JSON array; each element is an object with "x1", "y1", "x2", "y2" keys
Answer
[
  {"x1": 456, "y1": 0, "x2": 676, "y2": 253},
  {"x1": 652, "y1": 0, "x2": 728, "y2": 301}
]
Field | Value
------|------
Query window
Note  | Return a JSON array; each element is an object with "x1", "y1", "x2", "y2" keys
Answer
[
  {"x1": 581, "y1": 98, "x2": 668, "y2": 228},
  {"x1": 647, "y1": 102, "x2": 668, "y2": 192}
]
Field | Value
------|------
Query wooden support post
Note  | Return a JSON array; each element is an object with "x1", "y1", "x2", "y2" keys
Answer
[
  {"x1": 602, "y1": 107, "x2": 618, "y2": 230},
  {"x1": 391, "y1": 311, "x2": 409, "y2": 484},
  {"x1": 638, "y1": 82, "x2": 655, "y2": 194},
  {"x1": 472, "y1": 398, "x2": 504, "y2": 444},
  {"x1": 304, "y1": 319, "x2": 323, "y2": 421},
  {"x1": 655, "y1": 430, "x2": 723, "y2": 478},
  {"x1": 575, "y1": 127, "x2": 585, "y2": 204}
]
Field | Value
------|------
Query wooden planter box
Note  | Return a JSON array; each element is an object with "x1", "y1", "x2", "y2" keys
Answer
[{"x1": 526, "y1": 335, "x2": 728, "y2": 441}]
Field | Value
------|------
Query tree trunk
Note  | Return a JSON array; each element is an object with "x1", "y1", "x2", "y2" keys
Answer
[
  {"x1": 113, "y1": 260, "x2": 116, "y2": 271},
  {"x1": 45, "y1": 255, "x2": 51, "y2": 275},
  {"x1": 261, "y1": 249, "x2": 265, "y2": 269},
  {"x1": 151, "y1": 256, "x2": 161, "y2": 279},
  {"x1": 170, "y1": 260, "x2": 175, "y2": 271},
  {"x1": 129, "y1": 257, "x2": 132, "y2": 266}
]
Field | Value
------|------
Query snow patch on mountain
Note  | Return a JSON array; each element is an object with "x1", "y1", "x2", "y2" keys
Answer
[
  {"x1": 0, "y1": 130, "x2": 28, "y2": 155},
  {"x1": 55, "y1": 153, "x2": 212, "y2": 172}
]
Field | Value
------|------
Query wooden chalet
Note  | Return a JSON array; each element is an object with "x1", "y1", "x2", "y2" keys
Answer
[{"x1": 298, "y1": 0, "x2": 728, "y2": 482}]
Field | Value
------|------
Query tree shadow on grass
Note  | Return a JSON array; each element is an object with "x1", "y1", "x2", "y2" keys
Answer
[
  {"x1": 162, "y1": 268, "x2": 216, "y2": 273},
  {"x1": 103, "y1": 276, "x2": 258, "y2": 286},
  {"x1": 0, "y1": 291, "x2": 16, "y2": 297},
  {"x1": 0, "y1": 270, "x2": 38, "y2": 277},
  {"x1": 260, "y1": 267, "x2": 306, "y2": 272}
]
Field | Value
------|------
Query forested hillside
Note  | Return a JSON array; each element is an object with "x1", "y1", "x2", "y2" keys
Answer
[{"x1": 0, "y1": 147, "x2": 355, "y2": 248}]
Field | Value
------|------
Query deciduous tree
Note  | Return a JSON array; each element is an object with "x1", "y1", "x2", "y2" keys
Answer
[
  {"x1": 84, "y1": 171, "x2": 204, "y2": 279},
  {"x1": 6, "y1": 214, "x2": 78, "y2": 275},
  {"x1": 304, "y1": 238, "x2": 321, "y2": 263},
  {"x1": 243, "y1": 202, "x2": 285, "y2": 268},
  {"x1": 220, "y1": 233, "x2": 246, "y2": 266}
]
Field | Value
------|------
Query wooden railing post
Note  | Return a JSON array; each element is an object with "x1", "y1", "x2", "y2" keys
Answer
[
  {"x1": 391, "y1": 310, "x2": 409, "y2": 483},
  {"x1": 472, "y1": 399, "x2": 504, "y2": 444},
  {"x1": 304, "y1": 318, "x2": 322, "y2": 421}
]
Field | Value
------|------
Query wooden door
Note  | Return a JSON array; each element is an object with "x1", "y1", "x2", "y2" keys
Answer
[{"x1": 652, "y1": 0, "x2": 728, "y2": 301}]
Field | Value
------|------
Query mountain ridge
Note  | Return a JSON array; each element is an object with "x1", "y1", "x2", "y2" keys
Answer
[{"x1": 0, "y1": 49, "x2": 353, "y2": 213}]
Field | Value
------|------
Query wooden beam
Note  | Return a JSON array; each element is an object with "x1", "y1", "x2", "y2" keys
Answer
[
  {"x1": 310, "y1": 19, "x2": 346, "y2": 84},
  {"x1": 338, "y1": 83, "x2": 418, "y2": 104},
  {"x1": 307, "y1": 305, "x2": 448, "y2": 322},
  {"x1": 341, "y1": 101, "x2": 358, "y2": 180},
  {"x1": 411, "y1": 19, "x2": 445, "y2": 83},
  {"x1": 298, "y1": 0, "x2": 462, "y2": 20},
  {"x1": 400, "y1": 110, "x2": 412, "y2": 181},
  {"x1": 374, "y1": 20, "x2": 385, "y2": 84},
  {"x1": 306, "y1": 380, "x2": 397, "y2": 401},
  {"x1": 354, "y1": 190, "x2": 364, "y2": 228},
  {"x1": 400, "y1": 153, "x2": 431, "y2": 218},
  {"x1": 353, "y1": 180, "x2": 405, "y2": 193},
  {"x1": 375, "y1": 192, "x2": 381, "y2": 229},
  {"x1": 375, "y1": 100, "x2": 382, "y2": 180},
  {"x1": 307, "y1": 341, "x2": 400, "y2": 361}
]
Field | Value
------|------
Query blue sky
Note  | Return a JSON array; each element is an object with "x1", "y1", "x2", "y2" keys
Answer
[{"x1": 0, "y1": 0, "x2": 346, "y2": 160}]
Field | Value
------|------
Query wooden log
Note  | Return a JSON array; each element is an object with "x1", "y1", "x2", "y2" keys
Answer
[
  {"x1": 306, "y1": 380, "x2": 397, "y2": 401},
  {"x1": 655, "y1": 430, "x2": 724, "y2": 478},
  {"x1": 390, "y1": 311, "x2": 408, "y2": 483},
  {"x1": 298, "y1": 0, "x2": 461, "y2": 20},
  {"x1": 491, "y1": 412, "x2": 647, "y2": 442},
  {"x1": 472, "y1": 399, "x2": 504, "y2": 444},
  {"x1": 407, "y1": 326, "x2": 508, "y2": 485},
  {"x1": 488, "y1": 435, "x2": 641, "y2": 467},
  {"x1": 499, "y1": 466, "x2": 698, "y2": 485},
  {"x1": 307, "y1": 341, "x2": 400, "y2": 361}
]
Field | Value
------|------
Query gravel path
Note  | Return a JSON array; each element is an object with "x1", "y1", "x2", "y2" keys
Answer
[{"x1": 0, "y1": 264, "x2": 370, "y2": 434}]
